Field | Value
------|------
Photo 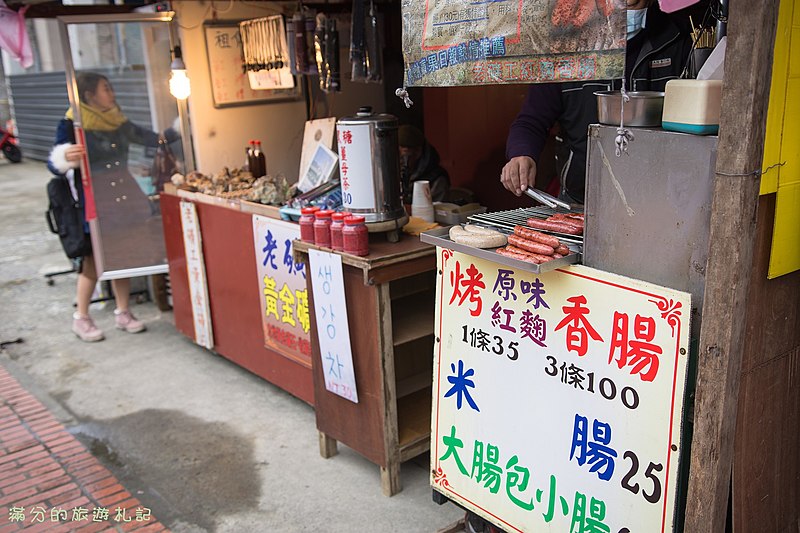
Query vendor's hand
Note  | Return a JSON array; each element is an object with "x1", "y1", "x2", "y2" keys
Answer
[
  {"x1": 501, "y1": 156, "x2": 536, "y2": 196},
  {"x1": 161, "y1": 127, "x2": 181, "y2": 144},
  {"x1": 64, "y1": 144, "x2": 85, "y2": 163}
]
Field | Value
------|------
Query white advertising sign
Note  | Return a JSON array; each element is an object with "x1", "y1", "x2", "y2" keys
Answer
[
  {"x1": 252, "y1": 215, "x2": 312, "y2": 367},
  {"x1": 308, "y1": 249, "x2": 359, "y2": 403},
  {"x1": 432, "y1": 250, "x2": 691, "y2": 533},
  {"x1": 180, "y1": 201, "x2": 213, "y2": 350},
  {"x1": 337, "y1": 123, "x2": 375, "y2": 211}
]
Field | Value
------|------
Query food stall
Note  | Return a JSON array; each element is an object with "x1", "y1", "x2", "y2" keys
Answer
[
  {"x1": 408, "y1": 0, "x2": 798, "y2": 532},
  {"x1": 64, "y1": 0, "x2": 796, "y2": 526},
  {"x1": 419, "y1": 124, "x2": 712, "y2": 532}
]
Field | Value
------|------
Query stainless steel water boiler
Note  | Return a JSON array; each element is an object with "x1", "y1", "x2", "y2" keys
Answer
[{"x1": 336, "y1": 107, "x2": 406, "y2": 224}]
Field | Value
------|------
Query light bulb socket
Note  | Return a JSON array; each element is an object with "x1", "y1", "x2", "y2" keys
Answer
[{"x1": 170, "y1": 45, "x2": 185, "y2": 71}]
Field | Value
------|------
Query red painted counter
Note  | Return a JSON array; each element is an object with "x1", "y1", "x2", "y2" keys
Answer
[{"x1": 161, "y1": 191, "x2": 314, "y2": 405}]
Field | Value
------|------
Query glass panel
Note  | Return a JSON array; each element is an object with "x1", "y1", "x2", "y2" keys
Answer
[{"x1": 65, "y1": 20, "x2": 183, "y2": 274}]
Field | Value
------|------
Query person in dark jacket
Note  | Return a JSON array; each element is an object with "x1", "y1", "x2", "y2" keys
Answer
[
  {"x1": 48, "y1": 72, "x2": 171, "y2": 342},
  {"x1": 398, "y1": 124, "x2": 450, "y2": 204},
  {"x1": 501, "y1": 0, "x2": 694, "y2": 204}
]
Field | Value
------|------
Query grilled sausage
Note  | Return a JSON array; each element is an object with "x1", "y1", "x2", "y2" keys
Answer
[
  {"x1": 550, "y1": 214, "x2": 585, "y2": 230},
  {"x1": 526, "y1": 218, "x2": 583, "y2": 235},
  {"x1": 497, "y1": 247, "x2": 551, "y2": 264},
  {"x1": 505, "y1": 245, "x2": 554, "y2": 263},
  {"x1": 556, "y1": 244, "x2": 570, "y2": 256},
  {"x1": 513, "y1": 225, "x2": 560, "y2": 248},
  {"x1": 508, "y1": 234, "x2": 556, "y2": 256}
]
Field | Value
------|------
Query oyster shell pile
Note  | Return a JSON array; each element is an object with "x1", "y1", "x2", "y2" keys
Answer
[{"x1": 171, "y1": 167, "x2": 292, "y2": 205}]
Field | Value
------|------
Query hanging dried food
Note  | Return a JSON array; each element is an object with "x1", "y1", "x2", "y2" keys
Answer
[
  {"x1": 240, "y1": 16, "x2": 289, "y2": 73},
  {"x1": 350, "y1": 0, "x2": 382, "y2": 82}
]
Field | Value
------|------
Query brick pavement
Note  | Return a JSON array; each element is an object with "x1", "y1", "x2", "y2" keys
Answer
[{"x1": 0, "y1": 365, "x2": 168, "y2": 532}]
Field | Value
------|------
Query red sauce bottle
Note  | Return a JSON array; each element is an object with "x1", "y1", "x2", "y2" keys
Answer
[
  {"x1": 314, "y1": 209, "x2": 334, "y2": 248},
  {"x1": 299, "y1": 206, "x2": 319, "y2": 243},
  {"x1": 343, "y1": 215, "x2": 369, "y2": 256},
  {"x1": 330, "y1": 212, "x2": 349, "y2": 252}
]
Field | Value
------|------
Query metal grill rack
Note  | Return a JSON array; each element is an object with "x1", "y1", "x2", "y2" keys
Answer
[{"x1": 468, "y1": 207, "x2": 584, "y2": 247}]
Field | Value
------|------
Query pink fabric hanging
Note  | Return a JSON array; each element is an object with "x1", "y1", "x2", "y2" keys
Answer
[
  {"x1": 0, "y1": 1, "x2": 32, "y2": 69},
  {"x1": 658, "y1": 0, "x2": 702, "y2": 13}
]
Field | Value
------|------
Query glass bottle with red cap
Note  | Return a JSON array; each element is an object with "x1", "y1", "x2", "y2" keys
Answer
[
  {"x1": 313, "y1": 209, "x2": 335, "y2": 248},
  {"x1": 343, "y1": 215, "x2": 369, "y2": 256},
  {"x1": 299, "y1": 206, "x2": 320, "y2": 243}
]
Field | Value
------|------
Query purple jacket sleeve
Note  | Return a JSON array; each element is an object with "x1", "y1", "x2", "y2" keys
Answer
[{"x1": 505, "y1": 84, "x2": 563, "y2": 162}]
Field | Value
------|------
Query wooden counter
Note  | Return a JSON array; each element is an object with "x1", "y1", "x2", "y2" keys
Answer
[
  {"x1": 294, "y1": 235, "x2": 437, "y2": 496},
  {"x1": 161, "y1": 191, "x2": 314, "y2": 404}
]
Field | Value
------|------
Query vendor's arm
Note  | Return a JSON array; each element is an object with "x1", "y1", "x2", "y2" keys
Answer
[
  {"x1": 119, "y1": 121, "x2": 179, "y2": 147},
  {"x1": 502, "y1": 84, "x2": 562, "y2": 196},
  {"x1": 48, "y1": 118, "x2": 84, "y2": 175}
]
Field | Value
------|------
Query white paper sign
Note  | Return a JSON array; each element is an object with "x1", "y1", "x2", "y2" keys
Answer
[
  {"x1": 180, "y1": 201, "x2": 213, "y2": 350},
  {"x1": 337, "y1": 123, "x2": 375, "y2": 211},
  {"x1": 308, "y1": 249, "x2": 359, "y2": 403},
  {"x1": 432, "y1": 252, "x2": 691, "y2": 533}
]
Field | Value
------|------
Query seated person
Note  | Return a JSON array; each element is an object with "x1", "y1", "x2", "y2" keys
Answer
[{"x1": 398, "y1": 125, "x2": 450, "y2": 204}]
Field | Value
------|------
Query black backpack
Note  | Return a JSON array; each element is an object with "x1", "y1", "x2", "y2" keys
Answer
[{"x1": 45, "y1": 175, "x2": 92, "y2": 259}]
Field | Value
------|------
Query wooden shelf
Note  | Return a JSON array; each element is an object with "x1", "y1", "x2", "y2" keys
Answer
[
  {"x1": 390, "y1": 270, "x2": 436, "y2": 300},
  {"x1": 392, "y1": 294, "x2": 435, "y2": 346},
  {"x1": 396, "y1": 372, "x2": 432, "y2": 399},
  {"x1": 398, "y1": 387, "x2": 432, "y2": 461}
]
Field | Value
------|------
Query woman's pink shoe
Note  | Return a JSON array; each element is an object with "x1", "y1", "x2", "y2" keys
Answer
[
  {"x1": 72, "y1": 314, "x2": 105, "y2": 342},
  {"x1": 114, "y1": 309, "x2": 146, "y2": 333}
]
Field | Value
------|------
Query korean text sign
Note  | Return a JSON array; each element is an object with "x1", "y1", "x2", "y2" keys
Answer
[
  {"x1": 252, "y1": 215, "x2": 311, "y2": 367},
  {"x1": 401, "y1": 0, "x2": 625, "y2": 86},
  {"x1": 308, "y1": 250, "x2": 359, "y2": 403},
  {"x1": 431, "y1": 250, "x2": 691, "y2": 532}
]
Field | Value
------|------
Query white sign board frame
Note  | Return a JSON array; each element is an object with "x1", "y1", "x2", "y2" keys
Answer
[
  {"x1": 431, "y1": 250, "x2": 691, "y2": 533},
  {"x1": 180, "y1": 201, "x2": 213, "y2": 350},
  {"x1": 308, "y1": 250, "x2": 359, "y2": 403}
]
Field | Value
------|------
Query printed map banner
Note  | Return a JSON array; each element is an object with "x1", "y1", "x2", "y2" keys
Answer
[
  {"x1": 401, "y1": 0, "x2": 626, "y2": 86},
  {"x1": 431, "y1": 251, "x2": 691, "y2": 532}
]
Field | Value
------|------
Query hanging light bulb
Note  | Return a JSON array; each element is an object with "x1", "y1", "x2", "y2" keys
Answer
[{"x1": 169, "y1": 45, "x2": 191, "y2": 100}]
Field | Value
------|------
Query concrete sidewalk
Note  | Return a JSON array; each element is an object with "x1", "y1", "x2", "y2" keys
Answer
[{"x1": 0, "y1": 160, "x2": 463, "y2": 532}]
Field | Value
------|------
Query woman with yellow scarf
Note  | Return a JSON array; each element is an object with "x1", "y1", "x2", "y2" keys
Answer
[{"x1": 48, "y1": 72, "x2": 174, "y2": 342}]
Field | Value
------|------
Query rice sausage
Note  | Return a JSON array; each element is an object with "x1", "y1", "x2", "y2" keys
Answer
[
  {"x1": 513, "y1": 225, "x2": 560, "y2": 248},
  {"x1": 526, "y1": 218, "x2": 583, "y2": 235},
  {"x1": 449, "y1": 225, "x2": 507, "y2": 248},
  {"x1": 508, "y1": 234, "x2": 556, "y2": 256}
]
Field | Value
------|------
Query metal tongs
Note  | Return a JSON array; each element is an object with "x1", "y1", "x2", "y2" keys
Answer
[{"x1": 524, "y1": 187, "x2": 571, "y2": 210}]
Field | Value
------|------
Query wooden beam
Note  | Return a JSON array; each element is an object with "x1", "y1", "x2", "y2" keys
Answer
[{"x1": 684, "y1": 0, "x2": 782, "y2": 531}]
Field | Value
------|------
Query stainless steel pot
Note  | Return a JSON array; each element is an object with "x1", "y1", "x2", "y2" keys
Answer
[
  {"x1": 336, "y1": 107, "x2": 406, "y2": 223},
  {"x1": 595, "y1": 91, "x2": 665, "y2": 127}
]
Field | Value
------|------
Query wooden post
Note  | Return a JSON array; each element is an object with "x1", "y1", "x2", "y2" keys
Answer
[{"x1": 684, "y1": 1, "x2": 781, "y2": 531}]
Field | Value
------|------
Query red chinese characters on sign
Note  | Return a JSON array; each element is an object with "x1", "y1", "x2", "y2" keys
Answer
[
  {"x1": 338, "y1": 130, "x2": 352, "y2": 191},
  {"x1": 608, "y1": 312, "x2": 662, "y2": 382},
  {"x1": 449, "y1": 261, "x2": 486, "y2": 317},
  {"x1": 268, "y1": 324, "x2": 312, "y2": 356},
  {"x1": 554, "y1": 295, "x2": 603, "y2": 357}
]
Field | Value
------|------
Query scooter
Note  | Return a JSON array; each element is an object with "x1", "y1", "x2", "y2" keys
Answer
[{"x1": 0, "y1": 125, "x2": 22, "y2": 163}]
